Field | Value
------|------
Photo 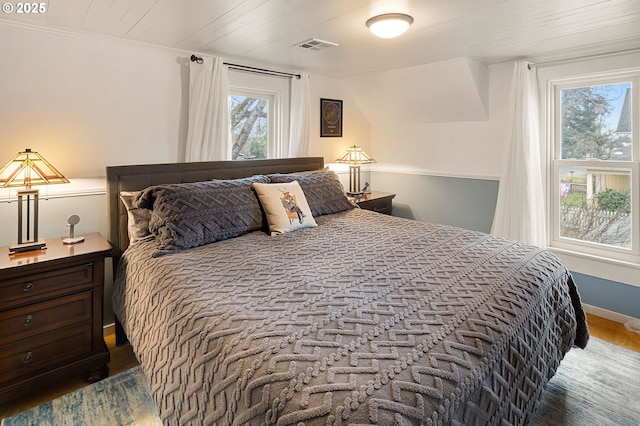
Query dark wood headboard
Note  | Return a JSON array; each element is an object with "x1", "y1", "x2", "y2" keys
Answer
[{"x1": 106, "y1": 157, "x2": 325, "y2": 262}]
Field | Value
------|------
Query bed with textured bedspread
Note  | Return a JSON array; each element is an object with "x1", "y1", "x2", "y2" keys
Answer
[{"x1": 113, "y1": 204, "x2": 588, "y2": 425}]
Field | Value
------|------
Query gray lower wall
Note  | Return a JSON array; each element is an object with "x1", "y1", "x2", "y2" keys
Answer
[
  {"x1": 571, "y1": 273, "x2": 640, "y2": 318},
  {"x1": 372, "y1": 171, "x2": 640, "y2": 319},
  {"x1": 371, "y1": 172, "x2": 499, "y2": 233}
]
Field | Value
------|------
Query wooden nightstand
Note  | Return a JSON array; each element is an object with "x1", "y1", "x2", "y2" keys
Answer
[
  {"x1": 0, "y1": 233, "x2": 111, "y2": 404},
  {"x1": 351, "y1": 191, "x2": 396, "y2": 215}
]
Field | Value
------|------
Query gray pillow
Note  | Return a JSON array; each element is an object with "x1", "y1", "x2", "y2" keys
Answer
[
  {"x1": 119, "y1": 191, "x2": 152, "y2": 244},
  {"x1": 136, "y1": 175, "x2": 269, "y2": 253},
  {"x1": 268, "y1": 170, "x2": 354, "y2": 217}
]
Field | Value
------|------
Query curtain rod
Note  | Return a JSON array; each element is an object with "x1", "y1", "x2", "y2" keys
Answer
[
  {"x1": 190, "y1": 55, "x2": 301, "y2": 79},
  {"x1": 529, "y1": 47, "x2": 640, "y2": 69}
]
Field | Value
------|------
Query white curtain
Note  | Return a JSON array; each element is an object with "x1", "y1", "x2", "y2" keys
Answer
[
  {"x1": 185, "y1": 56, "x2": 231, "y2": 161},
  {"x1": 287, "y1": 72, "x2": 311, "y2": 157},
  {"x1": 491, "y1": 61, "x2": 547, "y2": 247}
]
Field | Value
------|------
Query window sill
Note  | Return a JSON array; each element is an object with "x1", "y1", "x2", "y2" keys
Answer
[{"x1": 548, "y1": 246, "x2": 640, "y2": 288}]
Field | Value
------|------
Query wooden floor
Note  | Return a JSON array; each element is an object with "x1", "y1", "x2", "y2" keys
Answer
[
  {"x1": 584, "y1": 313, "x2": 640, "y2": 352},
  {"x1": 1, "y1": 314, "x2": 639, "y2": 420}
]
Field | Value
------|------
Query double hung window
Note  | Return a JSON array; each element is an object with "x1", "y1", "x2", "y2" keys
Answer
[{"x1": 549, "y1": 72, "x2": 639, "y2": 264}]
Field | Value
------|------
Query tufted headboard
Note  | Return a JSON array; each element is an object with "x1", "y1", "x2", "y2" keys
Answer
[{"x1": 106, "y1": 157, "x2": 325, "y2": 263}]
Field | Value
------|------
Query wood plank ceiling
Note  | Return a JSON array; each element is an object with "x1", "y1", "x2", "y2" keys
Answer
[{"x1": 1, "y1": 0, "x2": 639, "y2": 76}]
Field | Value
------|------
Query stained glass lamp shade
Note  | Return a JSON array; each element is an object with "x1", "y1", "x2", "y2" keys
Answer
[
  {"x1": 334, "y1": 145, "x2": 376, "y2": 196},
  {"x1": 0, "y1": 149, "x2": 69, "y2": 254}
]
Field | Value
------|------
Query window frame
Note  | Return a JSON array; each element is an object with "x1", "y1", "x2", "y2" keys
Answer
[
  {"x1": 547, "y1": 70, "x2": 640, "y2": 265},
  {"x1": 227, "y1": 70, "x2": 290, "y2": 159}
]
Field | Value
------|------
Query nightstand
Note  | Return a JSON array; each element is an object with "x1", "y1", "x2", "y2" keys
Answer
[
  {"x1": 0, "y1": 233, "x2": 111, "y2": 404},
  {"x1": 351, "y1": 191, "x2": 396, "y2": 215}
]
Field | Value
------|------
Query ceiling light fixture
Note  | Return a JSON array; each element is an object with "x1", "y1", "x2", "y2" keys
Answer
[{"x1": 366, "y1": 13, "x2": 414, "y2": 39}]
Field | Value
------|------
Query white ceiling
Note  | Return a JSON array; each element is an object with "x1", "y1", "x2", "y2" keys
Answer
[{"x1": 2, "y1": 0, "x2": 640, "y2": 77}]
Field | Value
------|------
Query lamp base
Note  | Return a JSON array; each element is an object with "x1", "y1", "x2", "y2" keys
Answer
[
  {"x1": 347, "y1": 191, "x2": 365, "y2": 197},
  {"x1": 9, "y1": 240, "x2": 46, "y2": 255}
]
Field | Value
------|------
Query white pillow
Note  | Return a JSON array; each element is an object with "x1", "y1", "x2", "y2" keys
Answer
[{"x1": 253, "y1": 181, "x2": 317, "y2": 235}]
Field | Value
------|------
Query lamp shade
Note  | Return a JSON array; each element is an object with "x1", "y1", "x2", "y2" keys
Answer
[
  {"x1": 0, "y1": 148, "x2": 69, "y2": 188},
  {"x1": 334, "y1": 145, "x2": 376, "y2": 165},
  {"x1": 366, "y1": 13, "x2": 414, "y2": 39}
]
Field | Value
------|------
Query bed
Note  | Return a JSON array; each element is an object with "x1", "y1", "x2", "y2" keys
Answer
[{"x1": 107, "y1": 157, "x2": 588, "y2": 426}]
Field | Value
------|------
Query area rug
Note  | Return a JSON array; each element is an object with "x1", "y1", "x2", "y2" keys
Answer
[
  {"x1": 1, "y1": 366, "x2": 160, "y2": 426},
  {"x1": 529, "y1": 337, "x2": 639, "y2": 426},
  {"x1": 2, "y1": 338, "x2": 638, "y2": 425}
]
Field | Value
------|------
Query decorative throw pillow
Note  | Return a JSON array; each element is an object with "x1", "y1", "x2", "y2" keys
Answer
[
  {"x1": 135, "y1": 175, "x2": 269, "y2": 252},
  {"x1": 268, "y1": 170, "x2": 354, "y2": 217},
  {"x1": 119, "y1": 191, "x2": 152, "y2": 244},
  {"x1": 252, "y1": 181, "x2": 317, "y2": 235}
]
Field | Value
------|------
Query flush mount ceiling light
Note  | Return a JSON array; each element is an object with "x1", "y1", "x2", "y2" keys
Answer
[{"x1": 366, "y1": 13, "x2": 414, "y2": 38}]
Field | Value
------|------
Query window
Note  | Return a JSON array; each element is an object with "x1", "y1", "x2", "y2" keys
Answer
[
  {"x1": 230, "y1": 91, "x2": 271, "y2": 160},
  {"x1": 228, "y1": 71, "x2": 290, "y2": 160},
  {"x1": 549, "y1": 73, "x2": 639, "y2": 263}
]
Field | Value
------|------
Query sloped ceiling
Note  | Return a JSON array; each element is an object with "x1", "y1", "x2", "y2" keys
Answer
[{"x1": 347, "y1": 58, "x2": 489, "y2": 123}]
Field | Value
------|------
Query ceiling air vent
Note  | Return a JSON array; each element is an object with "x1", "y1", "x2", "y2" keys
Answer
[{"x1": 295, "y1": 38, "x2": 338, "y2": 51}]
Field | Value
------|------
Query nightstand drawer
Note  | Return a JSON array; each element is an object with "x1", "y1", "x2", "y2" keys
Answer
[
  {"x1": 0, "y1": 324, "x2": 92, "y2": 383},
  {"x1": 0, "y1": 292, "x2": 92, "y2": 345},
  {"x1": 0, "y1": 264, "x2": 93, "y2": 308},
  {"x1": 354, "y1": 192, "x2": 395, "y2": 215},
  {"x1": 358, "y1": 198, "x2": 393, "y2": 214}
]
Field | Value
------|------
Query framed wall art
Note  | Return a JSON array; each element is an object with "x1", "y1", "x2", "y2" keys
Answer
[{"x1": 320, "y1": 98, "x2": 343, "y2": 137}]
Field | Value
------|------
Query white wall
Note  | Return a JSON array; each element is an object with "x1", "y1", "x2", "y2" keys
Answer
[
  {"x1": 358, "y1": 60, "x2": 512, "y2": 179},
  {"x1": 341, "y1": 61, "x2": 513, "y2": 230},
  {"x1": 0, "y1": 23, "x2": 188, "y2": 177},
  {"x1": 0, "y1": 21, "x2": 186, "y2": 246},
  {"x1": 0, "y1": 22, "x2": 371, "y2": 241},
  {"x1": 0, "y1": 22, "x2": 371, "y2": 323},
  {"x1": 346, "y1": 59, "x2": 513, "y2": 180},
  {"x1": 307, "y1": 74, "x2": 371, "y2": 164}
]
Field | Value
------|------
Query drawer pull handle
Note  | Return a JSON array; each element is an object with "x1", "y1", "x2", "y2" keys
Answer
[
  {"x1": 22, "y1": 282, "x2": 34, "y2": 292},
  {"x1": 23, "y1": 315, "x2": 33, "y2": 326},
  {"x1": 22, "y1": 351, "x2": 33, "y2": 364}
]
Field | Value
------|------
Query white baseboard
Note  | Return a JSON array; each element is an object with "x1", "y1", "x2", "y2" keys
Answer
[
  {"x1": 583, "y1": 304, "x2": 638, "y2": 324},
  {"x1": 103, "y1": 322, "x2": 115, "y2": 337}
]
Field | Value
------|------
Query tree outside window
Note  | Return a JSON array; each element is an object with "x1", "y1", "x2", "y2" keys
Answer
[
  {"x1": 555, "y1": 81, "x2": 634, "y2": 251},
  {"x1": 561, "y1": 84, "x2": 631, "y2": 161},
  {"x1": 230, "y1": 95, "x2": 268, "y2": 160},
  {"x1": 227, "y1": 70, "x2": 290, "y2": 161}
]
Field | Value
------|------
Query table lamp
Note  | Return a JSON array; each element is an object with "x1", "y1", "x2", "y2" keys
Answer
[
  {"x1": 0, "y1": 148, "x2": 69, "y2": 254},
  {"x1": 334, "y1": 145, "x2": 376, "y2": 196}
]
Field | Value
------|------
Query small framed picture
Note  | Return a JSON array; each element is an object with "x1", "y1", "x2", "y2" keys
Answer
[{"x1": 320, "y1": 98, "x2": 343, "y2": 137}]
